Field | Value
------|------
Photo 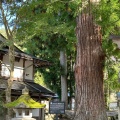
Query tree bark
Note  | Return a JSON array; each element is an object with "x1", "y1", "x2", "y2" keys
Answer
[
  {"x1": 0, "y1": 1, "x2": 18, "y2": 120},
  {"x1": 6, "y1": 45, "x2": 15, "y2": 120},
  {"x1": 60, "y1": 50, "x2": 68, "y2": 109},
  {"x1": 74, "y1": 9, "x2": 107, "y2": 120}
]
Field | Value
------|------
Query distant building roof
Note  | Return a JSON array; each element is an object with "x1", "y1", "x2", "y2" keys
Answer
[{"x1": 0, "y1": 33, "x2": 52, "y2": 67}]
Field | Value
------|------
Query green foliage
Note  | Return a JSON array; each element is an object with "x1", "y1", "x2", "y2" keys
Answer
[
  {"x1": 102, "y1": 39, "x2": 120, "y2": 58},
  {"x1": 0, "y1": 92, "x2": 6, "y2": 116},
  {"x1": 34, "y1": 71, "x2": 47, "y2": 87},
  {"x1": 94, "y1": 0, "x2": 120, "y2": 35},
  {"x1": 15, "y1": 0, "x2": 76, "y2": 98},
  {"x1": 104, "y1": 62, "x2": 120, "y2": 91},
  {"x1": 102, "y1": 38, "x2": 120, "y2": 91},
  {"x1": 40, "y1": 60, "x2": 61, "y2": 97},
  {"x1": 16, "y1": 0, "x2": 76, "y2": 42}
]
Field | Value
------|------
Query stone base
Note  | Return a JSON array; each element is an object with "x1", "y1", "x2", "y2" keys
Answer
[{"x1": 12, "y1": 118, "x2": 36, "y2": 120}]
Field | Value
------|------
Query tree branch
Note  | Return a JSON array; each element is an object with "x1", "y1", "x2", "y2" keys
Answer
[{"x1": 0, "y1": 2, "x2": 12, "y2": 40}]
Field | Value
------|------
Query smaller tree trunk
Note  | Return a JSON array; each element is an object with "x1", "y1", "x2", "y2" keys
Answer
[
  {"x1": 6, "y1": 45, "x2": 15, "y2": 120},
  {"x1": 60, "y1": 50, "x2": 68, "y2": 109},
  {"x1": 6, "y1": 81, "x2": 12, "y2": 120},
  {"x1": 0, "y1": 1, "x2": 17, "y2": 120}
]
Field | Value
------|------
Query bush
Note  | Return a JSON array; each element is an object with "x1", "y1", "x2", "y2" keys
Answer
[{"x1": 0, "y1": 92, "x2": 7, "y2": 118}]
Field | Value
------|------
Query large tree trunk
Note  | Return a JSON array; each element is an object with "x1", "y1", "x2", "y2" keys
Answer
[
  {"x1": 60, "y1": 50, "x2": 68, "y2": 109},
  {"x1": 74, "y1": 3, "x2": 107, "y2": 120}
]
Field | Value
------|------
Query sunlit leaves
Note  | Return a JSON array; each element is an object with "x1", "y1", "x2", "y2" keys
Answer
[
  {"x1": 34, "y1": 71, "x2": 47, "y2": 87},
  {"x1": 94, "y1": 0, "x2": 120, "y2": 35},
  {"x1": 103, "y1": 37, "x2": 120, "y2": 91}
]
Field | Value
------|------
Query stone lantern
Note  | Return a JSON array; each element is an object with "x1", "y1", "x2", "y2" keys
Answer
[{"x1": 5, "y1": 86, "x2": 46, "y2": 120}]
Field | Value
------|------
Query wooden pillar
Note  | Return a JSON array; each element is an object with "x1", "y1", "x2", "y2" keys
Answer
[
  {"x1": 23, "y1": 58, "x2": 25, "y2": 81},
  {"x1": 0, "y1": 53, "x2": 3, "y2": 77}
]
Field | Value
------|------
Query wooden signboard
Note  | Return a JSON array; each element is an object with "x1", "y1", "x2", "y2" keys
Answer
[{"x1": 49, "y1": 102, "x2": 65, "y2": 114}]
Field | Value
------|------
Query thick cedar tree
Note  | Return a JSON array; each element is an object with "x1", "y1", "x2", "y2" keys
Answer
[{"x1": 74, "y1": 1, "x2": 107, "y2": 120}]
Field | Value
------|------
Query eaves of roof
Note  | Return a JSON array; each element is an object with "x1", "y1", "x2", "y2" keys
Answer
[
  {"x1": 0, "y1": 80, "x2": 55, "y2": 95},
  {"x1": 0, "y1": 34, "x2": 52, "y2": 67}
]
